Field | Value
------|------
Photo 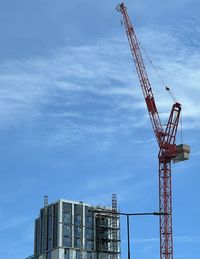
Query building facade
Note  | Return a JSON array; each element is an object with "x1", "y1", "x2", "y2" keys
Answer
[{"x1": 28, "y1": 198, "x2": 120, "y2": 259}]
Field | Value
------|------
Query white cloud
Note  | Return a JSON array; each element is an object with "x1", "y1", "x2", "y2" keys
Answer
[
  {"x1": 138, "y1": 25, "x2": 200, "y2": 126},
  {"x1": 0, "y1": 24, "x2": 199, "y2": 146}
]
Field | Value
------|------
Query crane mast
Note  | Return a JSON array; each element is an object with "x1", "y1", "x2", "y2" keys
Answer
[{"x1": 117, "y1": 3, "x2": 183, "y2": 259}]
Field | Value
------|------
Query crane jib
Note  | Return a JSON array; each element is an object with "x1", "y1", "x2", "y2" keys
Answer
[{"x1": 145, "y1": 96, "x2": 158, "y2": 113}]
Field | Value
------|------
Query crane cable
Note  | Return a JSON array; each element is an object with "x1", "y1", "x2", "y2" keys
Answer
[
  {"x1": 138, "y1": 41, "x2": 177, "y2": 103},
  {"x1": 138, "y1": 40, "x2": 183, "y2": 142}
]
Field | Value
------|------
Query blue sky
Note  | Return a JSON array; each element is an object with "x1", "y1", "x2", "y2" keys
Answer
[{"x1": 0, "y1": 0, "x2": 199, "y2": 258}]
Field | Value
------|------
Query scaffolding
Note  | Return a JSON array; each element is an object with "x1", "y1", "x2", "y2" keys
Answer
[{"x1": 95, "y1": 194, "x2": 120, "y2": 259}]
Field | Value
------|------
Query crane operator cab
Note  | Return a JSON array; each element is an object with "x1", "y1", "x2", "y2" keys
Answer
[{"x1": 173, "y1": 144, "x2": 190, "y2": 163}]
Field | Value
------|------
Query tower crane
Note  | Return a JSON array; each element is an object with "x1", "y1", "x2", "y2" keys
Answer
[{"x1": 117, "y1": 3, "x2": 190, "y2": 259}]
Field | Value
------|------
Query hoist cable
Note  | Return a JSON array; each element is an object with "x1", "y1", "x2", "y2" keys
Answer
[{"x1": 138, "y1": 41, "x2": 177, "y2": 103}]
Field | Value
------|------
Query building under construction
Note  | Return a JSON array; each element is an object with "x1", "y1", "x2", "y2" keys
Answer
[{"x1": 27, "y1": 195, "x2": 120, "y2": 259}]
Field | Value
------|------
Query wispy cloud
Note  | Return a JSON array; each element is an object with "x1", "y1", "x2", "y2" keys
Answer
[
  {"x1": 138, "y1": 25, "x2": 200, "y2": 125},
  {"x1": 0, "y1": 24, "x2": 199, "y2": 146}
]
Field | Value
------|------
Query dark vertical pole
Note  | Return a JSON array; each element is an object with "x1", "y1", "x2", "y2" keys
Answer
[{"x1": 127, "y1": 215, "x2": 131, "y2": 259}]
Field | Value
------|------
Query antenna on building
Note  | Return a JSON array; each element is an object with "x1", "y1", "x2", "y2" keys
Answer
[
  {"x1": 112, "y1": 193, "x2": 117, "y2": 212},
  {"x1": 111, "y1": 193, "x2": 119, "y2": 256},
  {"x1": 44, "y1": 195, "x2": 48, "y2": 207}
]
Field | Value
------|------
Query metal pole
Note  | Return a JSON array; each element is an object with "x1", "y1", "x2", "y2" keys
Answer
[
  {"x1": 89, "y1": 209, "x2": 166, "y2": 259},
  {"x1": 127, "y1": 214, "x2": 131, "y2": 259}
]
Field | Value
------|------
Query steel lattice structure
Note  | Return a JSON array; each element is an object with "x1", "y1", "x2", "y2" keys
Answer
[{"x1": 117, "y1": 3, "x2": 182, "y2": 259}]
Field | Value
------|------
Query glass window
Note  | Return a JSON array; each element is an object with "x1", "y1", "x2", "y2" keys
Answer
[
  {"x1": 64, "y1": 225, "x2": 71, "y2": 236},
  {"x1": 74, "y1": 238, "x2": 81, "y2": 248},
  {"x1": 47, "y1": 206, "x2": 53, "y2": 251},
  {"x1": 74, "y1": 226, "x2": 81, "y2": 238},
  {"x1": 87, "y1": 252, "x2": 92, "y2": 259},
  {"x1": 63, "y1": 203, "x2": 72, "y2": 213},
  {"x1": 63, "y1": 213, "x2": 71, "y2": 224},
  {"x1": 85, "y1": 207, "x2": 94, "y2": 251},
  {"x1": 64, "y1": 249, "x2": 70, "y2": 259},
  {"x1": 74, "y1": 215, "x2": 81, "y2": 226},
  {"x1": 76, "y1": 250, "x2": 81, "y2": 259},
  {"x1": 62, "y1": 203, "x2": 72, "y2": 247},
  {"x1": 63, "y1": 236, "x2": 71, "y2": 247},
  {"x1": 85, "y1": 216, "x2": 94, "y2": 228},
  {"x1": 85, "y1": 240, "x2": 94, "y2": 251},
  {"x1": 53, "y1": 203, "x2": 58, "y2": 248},
  {"x1": 34, "y1": 218, "x2": 40, "y2": 254},
  {"x1": 40, "y1": 209, "x2": 44, "y2": 254},
  {"x1": 85, "y1": 228, "x2": 94, "y2": 239}
]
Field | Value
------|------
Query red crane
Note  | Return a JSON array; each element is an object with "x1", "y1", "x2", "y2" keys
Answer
[{"x1": 117, "y1": 3, "x2": 190, "y2": 259}]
